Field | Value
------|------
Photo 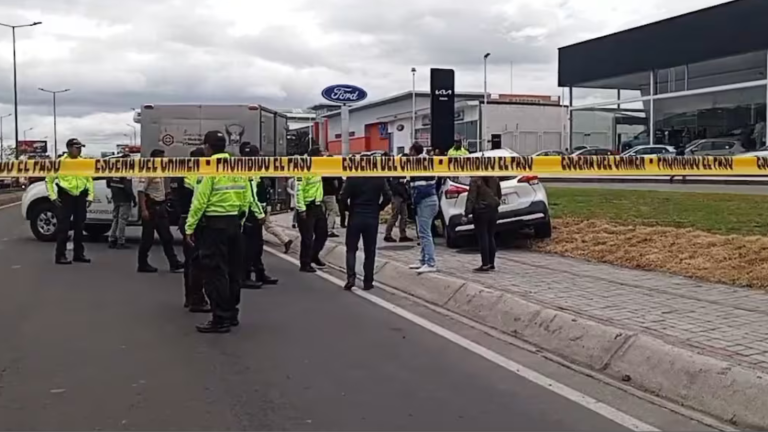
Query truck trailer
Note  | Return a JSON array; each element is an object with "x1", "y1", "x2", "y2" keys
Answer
[{"x1": 134, "y1": 104, "x2": 289, "y2": 157}]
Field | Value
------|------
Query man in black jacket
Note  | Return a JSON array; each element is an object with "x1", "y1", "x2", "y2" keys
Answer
[
  {"x1": 171, "y1": 147, "x2": 210, "y2": 312},
  {"x1": 339, "y1": 161, "x2": 392, "y2": 291}
]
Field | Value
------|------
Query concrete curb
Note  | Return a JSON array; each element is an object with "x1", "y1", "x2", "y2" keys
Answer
[{"x1": 267, "y1": 224, "x2": 768, "y2": 429}]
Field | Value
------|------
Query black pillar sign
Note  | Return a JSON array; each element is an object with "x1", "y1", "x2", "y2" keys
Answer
[
  {"x1": 430, "y1": 68, "x2": 455, "y2": 154},
  {"x1": 490, "y1": 134, "x2": 502, "y2": 150}
]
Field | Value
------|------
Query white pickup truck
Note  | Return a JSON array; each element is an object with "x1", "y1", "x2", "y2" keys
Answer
[{"x1": 20, "y1": 153, "x2": 178, "y2": 242}]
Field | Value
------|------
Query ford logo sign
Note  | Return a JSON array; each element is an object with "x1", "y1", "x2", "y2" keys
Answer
[{"x1": 321, "y1": 84, "x2": 368, "y2": 104}]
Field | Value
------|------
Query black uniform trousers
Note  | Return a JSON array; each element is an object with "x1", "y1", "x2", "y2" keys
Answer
[
  {"x1": 198, "y1": 215, "x2": 243, "y2": 323},
  {"x1": 297, "y1": 202, "x2": 328, "y2": 268},
  {"x1": 242, "y1": 213, "x2": 265, "y2": 282},
  {"x1": 55, "y1": 187, "x2": 88, "y2": 259},
  {"x1": 180, "y1": 215, "x2": 207, "y2": 307},
  {"x1": 473, "y1": 208, "x2": 499, "y2": 267},
  {"x1": 345, "y1": 215, "x2": 379, "y2": 285},
  {"x1": 138, "y1": 199, "x2": 180, "y2": 267}
]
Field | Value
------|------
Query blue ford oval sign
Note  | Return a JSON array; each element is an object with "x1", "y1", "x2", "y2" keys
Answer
[{"x1": 321, "y1": 84, "x2": 368, "y2": 104}]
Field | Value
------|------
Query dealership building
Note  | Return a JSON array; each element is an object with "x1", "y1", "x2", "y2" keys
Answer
[
  {"x1": 559, "y1": 0, "x2": 768, "y2": 152},
  {"x1": 313, "y1": 91, "x2": 565, "y2": 155}
]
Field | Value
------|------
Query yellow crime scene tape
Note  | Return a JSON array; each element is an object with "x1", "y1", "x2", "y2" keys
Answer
[{"x1": 0, "y1": 155, "x2": 766, "y2": 177}]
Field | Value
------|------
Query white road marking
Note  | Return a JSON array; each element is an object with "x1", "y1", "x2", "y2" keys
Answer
[
  {"x1": 265, "y1": 246, "x2": 660, "y2": 432},
  {"x1": 0, "y1": 201, "x2": 21, "y2": 210}
]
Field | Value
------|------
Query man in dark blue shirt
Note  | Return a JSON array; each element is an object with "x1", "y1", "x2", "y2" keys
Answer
[{"x1": 339, "y1": 157, "x2": 392, "y2": 291}]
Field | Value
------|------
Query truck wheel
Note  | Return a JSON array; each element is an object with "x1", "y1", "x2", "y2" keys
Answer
[
  {"x1": 30, "y1": 202, "x2": 58, "y2": 242},
  {"x1": 533, "y1": 220, "x2": 552, "y2": 239},
  {"x1": 84, "y1": 224, "x2": 111, "y2": 240}
]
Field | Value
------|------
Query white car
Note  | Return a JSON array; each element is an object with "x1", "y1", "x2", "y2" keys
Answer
[
  {"x1": 21, "y1": 153, "x2": 178, "y2": 242},
  {"x1": 439, "y1": 148, "x2": 551, "y2": 249},
  {"x1": 620, "y1": 145, "x2": 675, "y2": 156}
]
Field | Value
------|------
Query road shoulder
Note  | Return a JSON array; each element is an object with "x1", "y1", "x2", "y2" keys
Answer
[{"x1": 267, "y1": 213, "x2": 768, "y2": 430}]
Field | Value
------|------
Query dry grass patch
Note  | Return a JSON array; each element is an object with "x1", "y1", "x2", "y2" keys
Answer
[
  {"x1": 536, "y1": 187, "x2": 768, "y2": 289},
  {"x1": 534, "y1": 218, "x2": 768, "y2": 289}
]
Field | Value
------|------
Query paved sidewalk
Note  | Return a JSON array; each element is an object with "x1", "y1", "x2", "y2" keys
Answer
[{"x1": 271, "y1": 212, "x2": 768, "y2": 372}]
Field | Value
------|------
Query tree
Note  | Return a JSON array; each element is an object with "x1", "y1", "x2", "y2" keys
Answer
[
  {"x1": 287, "y1": 130, "x2": 313, "y2": 156},
  {"x1": 1, "y1": 145, "x2": 14, "y2": 161}
]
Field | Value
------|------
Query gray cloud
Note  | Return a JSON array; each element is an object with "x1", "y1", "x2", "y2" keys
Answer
[{"x1": 0, "y1": 0, "x2": 734, "y2": 151}]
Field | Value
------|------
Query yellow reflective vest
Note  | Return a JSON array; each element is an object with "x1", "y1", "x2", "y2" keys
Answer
[
  {"x1": 45, "y1": 154, "x2": 94, "y2": 201},
  {"x1": 185, "y1": 153, "x2": 251, "y2": 234},
  {"x1": 448, "y1": 147, "x2": 469, "y2": 156},
  {"x1": 295, "y1": 174, "x2": 324, "y2": 212}
]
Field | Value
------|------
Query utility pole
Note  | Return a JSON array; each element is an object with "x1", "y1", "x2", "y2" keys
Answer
[
  {"x1": 38, "y1": 88, "x2": 70, "y2": 156},
  {"x1": 0, "y1": 21, "x2": 42, "y2": 157},
  {"x1": 0, "y1": 113, "x2": 10, "y2": 162},
  {"x1": 482, "y1": 53, "x2": 491, "y2": 151},
  {"x1": 411, "y1": 67, "x2": 417, "y2": 144},
  {"x1": 126, "y1": 123, "x2": 137, "y2": 145}
]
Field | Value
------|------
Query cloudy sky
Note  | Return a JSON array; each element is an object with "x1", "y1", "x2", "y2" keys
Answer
[{"x1": 0, "y1": 0, "x2": 729, "y2": 155}]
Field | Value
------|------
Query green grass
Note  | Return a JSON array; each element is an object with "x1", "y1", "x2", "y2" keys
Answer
[{"x1": 546, "y1": 187, "x2": 768, "y2": 236}]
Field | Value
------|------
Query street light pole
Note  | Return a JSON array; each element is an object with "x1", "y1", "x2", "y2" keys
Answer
[
  {"x1": 482, "y1": 53, "x2": 490, "y2": 151},
  {"x1": 23, "y1": 127, "x2": 33, "y2": 140},
  {"x1": 126, "y1": 123, "x2": 137, "y2": 145},
  {"x1": 411, "y1": 67, "x2": 417, "y2": 144},
  {"x1": 38, "y1": 88, "x2": 70, "y2": 156},
  {"x1": 0, "y1": 113, "x2": 10, "y2": 162},
  {"x1": 0, "y1": 21, "x2": 42, "y2": 158}
]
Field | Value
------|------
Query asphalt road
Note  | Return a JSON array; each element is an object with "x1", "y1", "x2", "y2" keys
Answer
[{"x1": 0, "y1": 203, "x2": 715, "y2": 431}]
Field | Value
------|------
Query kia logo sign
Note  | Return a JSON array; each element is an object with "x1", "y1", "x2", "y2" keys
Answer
[
  {"x1": 321, "y1": 84, "x2": 368, "y2": 104},
  {"x1": 435, "y1": 89, "x2": 452, "y2": 95}
]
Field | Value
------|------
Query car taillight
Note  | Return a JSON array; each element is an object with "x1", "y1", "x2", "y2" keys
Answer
[
  {"x1": 519, "y1": 175, "x2": 540, "y2": 185},
  {"x1": 445, "y1": 184, "x2": 469, "y2": 199}
]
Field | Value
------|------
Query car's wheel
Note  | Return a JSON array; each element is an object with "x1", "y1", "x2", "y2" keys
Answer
[
  {"x1": 446, "y1": 227, "x2": 460, "y2": 249},
  {"x1": 533, "y1": 220, "x2": 552, "y2": 239},
  {"x1": 84, "y1": 224, "x2": 111, "y2": 239},
  {"x1": 30, "y1": 202, "x2": 58, "y2": 242}
]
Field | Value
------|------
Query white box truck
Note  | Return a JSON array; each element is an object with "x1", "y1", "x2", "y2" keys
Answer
[
  {"x1": 22, "y1": 104, "x2": 290, "y2": 242},
  {"x1": 136, "y1": 104, "x2": 288, "y2": 157}
]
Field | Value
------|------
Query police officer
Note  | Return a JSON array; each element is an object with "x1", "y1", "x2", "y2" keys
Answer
[
  {"x1": 240, "y1": 144, "x2": 278, "y2": 288},
  {"x1": 296, "y1": 146, "x2": 328, "y2": 273},
  {"x1": 46, "y1": 138, "x2": 93, "y2": 265},
  {"x1": 185, "y1": 131, "x2": 250, "y2": 334},
  {"x1": 447, "y1": 139, "x2": 469, "y2": 156},
  {"x1": 171, "y1": 147, "x2": 210, "y2": 313},
  {"x1": 137, "y1": 149, "x2": 184, "y2": 273}
]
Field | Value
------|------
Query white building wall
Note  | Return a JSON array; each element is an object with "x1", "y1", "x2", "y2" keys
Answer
[
  {"x1": 484, "y1": 104, "x2": 568, "y2": 154},
  {"x1": 325, "y1": 96, "x2": 432, "y2": 141},
  {"x1": 389, "y1": 118, "x2": 413, "y2": 154}
]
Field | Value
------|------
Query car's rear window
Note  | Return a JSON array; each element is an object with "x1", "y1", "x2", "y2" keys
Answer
[{"x1": 451, "y1": 176, "x2": 515, "y2": 186}]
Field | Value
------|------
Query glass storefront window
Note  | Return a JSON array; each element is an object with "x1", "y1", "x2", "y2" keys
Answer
[
  {"x1": 572, "y1": 71, "x2": 652, "y2": 106},
  {"x1": 652, "y1": 85, "x2": 767, "y2": 150},
  {"x1": 571, "y1": 104, "x2": 648, "y2": 151},
  {"x1": 654, "y1": 51, "x2": 767, "y2": 95}
]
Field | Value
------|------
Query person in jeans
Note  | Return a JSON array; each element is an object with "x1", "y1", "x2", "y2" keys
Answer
[
  {"x1": 137, "y1": 149, "x2": 184, "y2": 274},
  {"x1": 463, "y1": 176, "x2": 502, "y2": 272},
  {"x1": 286, "y1": 177, "x2": 297, "y2": 229},
  {"x1": 383, "y1": 175, "x2": 413, "y2": 243},
  {"x1": 339, "y1": 165, "x2": 392, "y2": 291},
  {"x1": 322, "y1": 169, "x2": 342, "y2": 238},
  {"x1": 107, "y1": 154, "x2": 137, "y2": 249},
  {"x1": 408, "y1": 142, "x2": 439, "y2": 273}
]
